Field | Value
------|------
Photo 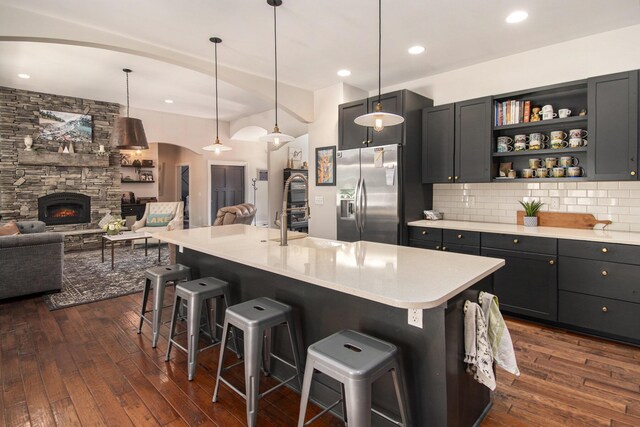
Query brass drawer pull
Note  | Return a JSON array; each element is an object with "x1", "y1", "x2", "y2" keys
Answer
[
  {"x1": 549, "y1": 260, "x2": 555, "y2": 265},
  {"x1": 513, "y1": 239, "x2": 519, "y2": 244},
  {"x1": 362, "y1": 140, "x2": 367, "y2": 145},
  {"x1": 454, "y1": 176, "x2": 459, "y2": 180},
  {"x1": 421, "y1": 230, "x2": 428, "y2": 235},
  {"x1": 602, "y1": 247, "x2": 608, "y2": 253},
  {"x1": 442, "y1": 246, "x2": 448, "y2": 251},
  {"x1": 602, "y1": 306, "x2": 608, "y2": 313},
  {"x1": 457, "y1": 234, "x2": 463, "y2": 239},
  {"x1": 448, "y1": 176, "x2": 452, "y2": 181},
  {"x1": 631, "y1": 171, "x2": 637, "y2": 176},
  {"x1": 601, "y1": 270, "x2": 608, "y2": 276},
  {"x1": 435, "y1": 245, "x2": 441, "y2": 250}
]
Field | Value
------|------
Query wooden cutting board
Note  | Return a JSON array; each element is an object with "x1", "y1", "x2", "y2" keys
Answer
[{"x1": 516, "y1": 211, "x2": 612, "y2": 229}]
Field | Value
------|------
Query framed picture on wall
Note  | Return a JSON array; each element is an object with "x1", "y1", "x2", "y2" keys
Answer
[{"x1": 315, "y1": 146, "x2": 336, "y2": 186}]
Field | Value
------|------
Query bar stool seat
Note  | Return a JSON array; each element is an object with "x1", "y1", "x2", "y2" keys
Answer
[
  {"x1": 137, "y1": 263, "x2": 192, "y2": 348},
  {"x1": 165, "y1": 276, "x2": 238, "y2": 380},
  {"x1": 298, "y1": 329, "x2": 409, "y2": 427},
  {"x1": 212, "y1": 297, "x2": 304, "y2": 427}
]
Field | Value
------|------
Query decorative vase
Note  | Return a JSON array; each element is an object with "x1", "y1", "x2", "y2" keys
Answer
[
  {"x1": 106, "y1": 228, "x2": 119, "y2": 236},
  {"x1": 24, "y1": 136, "x2": 33, "y2": 151},
  {"x1": 523, "y1": 216, "x2": 538, "y2": 227}
]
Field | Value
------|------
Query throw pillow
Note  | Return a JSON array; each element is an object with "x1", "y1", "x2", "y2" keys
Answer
[
  {"x1": 0, "y1": 221, "x2": 21, "y2": 236},
  {"x1": 146, "y1": 213, "x2": 172, "y2": 227}
]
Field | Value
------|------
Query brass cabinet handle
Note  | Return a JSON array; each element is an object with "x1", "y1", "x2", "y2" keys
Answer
[
  {"x1": 448, "y1": 176, "x2": 452, "y2": 181},
  {"x1": 602, "y1": 306, "x2": 608, "y2": 313},
  {"x1": 549, "y1": 260, "x2": 555, "y2": 265},
  {"x1": 602, "y1": 247, "x2": 608, "y2": 253},
  {"x1": 454, "y1": 176, "x2": 459, "y2": 180},
  {"x1": 601, "y1": 270, "x2": 608, "y2": 276},
  {"x1": 457, "y1": 234, "x2": 463, "y2": 239},
  {"x1": 631, "y1": 171, "x2": 637, "y2": 176},
  {"x1": 422, "y1": 230, "x2": 428, "y2": 235},
  {"x1": 513, "y1": 239, "x2": 519, "y2": 244},
  {"x1": 435, "y1": 245, "x2": 441, "y2": 250},
  {"x1": 442, "y1": 246, "x2": 448, "y2": 251},
  {"x1": 362, "y1": 140, "x2": 368, "y2": 145}
]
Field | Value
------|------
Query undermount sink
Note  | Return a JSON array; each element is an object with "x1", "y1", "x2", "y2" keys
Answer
[
  {"x1": 287, "y1": 237, "x2": 344, "y2": 250},
  {"x1": 268, "y1": 233, "x2": 308, "y2": 243}
]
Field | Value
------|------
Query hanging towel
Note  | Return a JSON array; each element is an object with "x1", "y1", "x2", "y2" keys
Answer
[
  {"x1": 464, "y1": 301, "x2": 496, "y2": 390},
  {"x1": 480, "y1": 292, "x2": 520, "y2": 376}
]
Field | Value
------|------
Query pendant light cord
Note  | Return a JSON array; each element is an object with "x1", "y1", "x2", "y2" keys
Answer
[
  {"x1": 125, "y1": 71, "x2": 130, "y2": 117},
  {"x1": 377, "y1": 0, "x2": 382, "y2": 104},
  {"x1": 214, "y1": 41, "x2": 219, "y2": 141},
  {"x1": 273, "y1": 4, "x2": 279, "y2": 128}
]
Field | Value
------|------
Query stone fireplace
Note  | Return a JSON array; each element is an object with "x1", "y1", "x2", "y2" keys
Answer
[{"x1": 38, "y1": 192, "x2": 91, "y2": 226}]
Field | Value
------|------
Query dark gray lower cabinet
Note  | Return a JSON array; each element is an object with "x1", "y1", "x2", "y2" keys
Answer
[
  {"x1": 442, "y1": 243, "x2": 480, "y2": 256},
  {"x1": 481, "y1": 248, "x2": 557, "y2": 321}
]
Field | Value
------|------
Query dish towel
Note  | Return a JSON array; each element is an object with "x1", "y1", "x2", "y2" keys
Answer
[
  {"x1": 464, "y1": 301, "x2": 496, "y2": 390},
  {"x1": 480, "y1": 292, "x2": 520, "y2": 376}
]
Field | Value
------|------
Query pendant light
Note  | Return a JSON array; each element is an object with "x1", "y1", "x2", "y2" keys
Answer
[
  {"x1": 354, "y1": 0, "x2": 404, "y2": 132},
  {"x1": 259, "y1": 0, "x2": 294, "y2": 147},
  {"x1": 203, "y1": 37, "x2": 232, "y2": 155},
  {"x1": 110, "y1": 68, "x2": 149, "y2": 150}
]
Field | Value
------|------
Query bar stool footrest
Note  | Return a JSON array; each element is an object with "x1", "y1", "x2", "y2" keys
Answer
[{"x1": 303, "y1": 398, "x2": 343, "y2": 426}]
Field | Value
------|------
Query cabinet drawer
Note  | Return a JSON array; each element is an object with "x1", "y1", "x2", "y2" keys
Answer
[
  {"x1": 559, "y1": 240, "x2": 640, "y2": 265},
  {"x1": 442, "y1": 243, "x2": 480, "y2": 256},
  {"x1": 559, "y1": 257, "x2": 640, "y2": 303},
  {"x1": 409, "y1": 227, "x2": 442, "y2": 243},
  {"x1": 409, "y1": 239, "x2": 442, "y2": 251},
  {"x1": 443, "y1": 229, "x2": 480, "y2": 246},
  {"x1": 559, "y1": 291, "x2": 640, "y2": 341},
  {"x1": 482, "y1": 233, "x2": 556, "y2": 255}
]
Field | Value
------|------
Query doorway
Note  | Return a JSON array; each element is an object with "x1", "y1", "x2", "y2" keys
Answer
[
  {"x1": 209, "y1": 163, "x2": 246, "y2": 225},
  {"x1": 177, "y1": 165, "x2": 189, "y2": 228}
]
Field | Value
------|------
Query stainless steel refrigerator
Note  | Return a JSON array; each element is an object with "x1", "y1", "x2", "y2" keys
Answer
[{"x1": 336, "y1": 144, "x2": 401, "y2": 244}]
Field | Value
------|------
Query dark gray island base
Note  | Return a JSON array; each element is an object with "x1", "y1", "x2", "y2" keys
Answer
[{"x1": 178, "y1": 247, "x2": 493, "y2": 426}]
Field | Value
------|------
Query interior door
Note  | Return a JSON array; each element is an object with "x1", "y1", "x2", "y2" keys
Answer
[
  {"x1": 336, "y1": 149, "x2": 361, "y2": 242},
  {"x1": 360, "y1": 144, "x2": 399, "y2": 244},
  {"x1": 210, "y1": 165, "x2": 244, "y2": 224}
]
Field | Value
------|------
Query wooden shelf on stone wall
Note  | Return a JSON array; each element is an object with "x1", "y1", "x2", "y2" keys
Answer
[{"x1": 17, "y1": 151, "x2": 109, "y2": 167}]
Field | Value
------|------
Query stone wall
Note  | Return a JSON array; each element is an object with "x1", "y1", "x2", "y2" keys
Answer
[{"x1": 0, "y1": 86, "x2": 121, "y2": 232}]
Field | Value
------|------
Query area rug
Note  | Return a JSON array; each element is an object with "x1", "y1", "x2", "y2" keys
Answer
[{"x1": 44, "y1": 245, "x2": 169, "y2": 310}]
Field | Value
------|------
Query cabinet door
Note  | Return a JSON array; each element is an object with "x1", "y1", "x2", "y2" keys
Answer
[
  {"x1": 338, "y1": 99, "x2": 369, "y2": 150},
  {"x1": 588, "y1": 71, "x2": 639, "y2": 181},
  {"x1": 482, "y1": 248, "x2": 557, "y2": 321},
  {"x1": 454, "y1": 97, "x2": 492, "y2": 183},
  {"x1": 442, "y1": 243, "x2": 480, "y2": 256},
  {"x1": 422, "y1": 104, "x2": 455, "y2": 183},
  {"x1": 369, "y1": 90, "x2": 404, "y2": 147}
]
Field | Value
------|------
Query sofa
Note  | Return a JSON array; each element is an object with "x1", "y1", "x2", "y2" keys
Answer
[
  {"x1": 213, "y1": 203, "x2": 257, "y2": 226},
  {"x1": 0, "y1": 220, "x2": 63, "y2": 299}
]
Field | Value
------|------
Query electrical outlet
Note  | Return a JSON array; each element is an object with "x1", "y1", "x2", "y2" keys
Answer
[
  {"x1": 550, "y1": 198, "x2": 560, "y2": 210},
  {"x1": 408, "y1": 309, "x2": 423, "y2": 328},
  {"x1": 179, "y1": 245, "x2": 184, "y2": 253}
]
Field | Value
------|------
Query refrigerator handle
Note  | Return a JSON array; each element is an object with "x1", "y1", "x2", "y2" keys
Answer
[
  {"x1": 354, "y1": 178, "x2": 362, "y2": 232},
  {"x1": 361, "y1": 178, "x2": 367, "y2": 231}
]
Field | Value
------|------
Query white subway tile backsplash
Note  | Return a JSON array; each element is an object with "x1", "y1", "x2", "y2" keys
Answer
[
  {"x1": 567, "y1": 190, "x2": 587, "y2": 197},
  {"x1": 576, "y1": 182, "x2": 599, "y2": 190},
  {"x1": 567, "y1": 205, "x2": 588, "y2": 213},
  {"x1": 608, "y1": 190, "x2": 630, "y2": 198},
  {"x1": 597, "y1": 182, "x2": 620, "y2": 190}
]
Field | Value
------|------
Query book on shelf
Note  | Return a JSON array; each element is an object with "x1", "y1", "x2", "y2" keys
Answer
[
  {"x1": 495, "y1": 99, "x2": 534, "y2": 126},
  {"x1": 523, "y1": 101, "x2": 531, "y2": 122}
]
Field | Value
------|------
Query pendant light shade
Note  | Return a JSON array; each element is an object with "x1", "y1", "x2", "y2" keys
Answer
[
  {"x1": 110, "y1": 69, "x2": 149, "y2": 150},
  {"x1": 259, "y1": 0, "x2": 294, "y2": 148},
  {"x1": 202, "y1": 37, "x2": 232, "y2": 155},
  {"x1": 355, "y1": 0, "x2": 404, "y2": 132}
]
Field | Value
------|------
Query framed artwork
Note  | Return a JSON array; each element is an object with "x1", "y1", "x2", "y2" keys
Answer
[
  {"x1": 39, "y1": 110, "x2": 93, "y2": 145},
  {"x1": 315, "y1": 146, "x2": 336, "y2": 186}
]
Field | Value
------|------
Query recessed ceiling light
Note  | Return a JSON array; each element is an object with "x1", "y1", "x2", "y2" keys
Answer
[
  {"x1": 164, "y1": 99, "x2": 174, "y2": 104},
  {"x1": 18, "y1": 73, "x2": 30, "y2": 79},
  {"x1": 506, "y1": 10, "x2": 528, "y2": 24},
  {"x1": 337, "y1": 69, "x2": 351, "y2": 77},
  {"x1": 408, "y1": 45, "x2": 425, "y2": 55}
]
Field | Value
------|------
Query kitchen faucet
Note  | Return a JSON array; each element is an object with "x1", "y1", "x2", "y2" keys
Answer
[{"x1": 278, "y1": 172, "x2": 310, "y2": 246}]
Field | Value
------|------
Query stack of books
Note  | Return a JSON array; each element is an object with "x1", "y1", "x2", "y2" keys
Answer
[{"x1": 495, "y1": 100, "x2": 531, "y2": 126}]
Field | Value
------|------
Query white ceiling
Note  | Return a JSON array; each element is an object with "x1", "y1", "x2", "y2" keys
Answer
[{"x1": 1, "y1": 0, "x2": 639, "y2": 119}]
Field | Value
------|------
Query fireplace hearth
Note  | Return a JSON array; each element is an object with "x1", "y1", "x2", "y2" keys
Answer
[{"x1": 38, "y1": 192, "x2": 91, "y2": 226}]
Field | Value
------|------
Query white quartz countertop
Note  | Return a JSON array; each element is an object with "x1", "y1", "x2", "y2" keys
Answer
[
  {"x1": 153, "y1": 225, "x2": 504, "y2": 310},
  {"x1": 408, "y1": 219, "x2": 640, "y2": 246}
]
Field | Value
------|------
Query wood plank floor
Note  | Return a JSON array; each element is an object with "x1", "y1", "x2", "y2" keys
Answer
[{"x1": 1, "y1": 292, "x2": 639, "y2": 426}]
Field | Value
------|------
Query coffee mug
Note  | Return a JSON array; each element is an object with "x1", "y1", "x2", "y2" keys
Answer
[
  {"x1": 545, "y1": 157, "x2": 558, "y2": 168},
  {"x1": 529, "y1": 140, "x2": 547, "y2": 150},
  {"x1": 522, "y1": 168, "x2": 536, "y2": 178},
  {"x1": 569, "y1": 129, "x2": 588, "y2": 138},
  {"x1": 552, "y1": 167, "x2": 565, "y2": 178},
  {"x1": 529, "y1": 133, "x2": 549, "y2": 143},
  {"x1": 550, "y1": 139, "x2": 568, "y2": 149},
  {"x1": 569, "y1": 138, "x2": 584, "y2": 148},
  {"x1": 508, "y1": 169, "x2": 517, "y2": 178},
  {"x1": 558, "y1": 108, "x2": 572, "y2": 118},
  {"x1": 542, "y1": 112, "x2": 557, "y2": 120},
  {"x1": 550, "y1": 130, "x2": 567, "y2": 140},
  {"x1": 536, "y1": 167, "x2": 549, "y2": 178},
  {"x1": 560, "y1": 156, "x2": 579, "y2": 167},
  {"x1": 567, "y1": 166, "x2": 584, "y2": 177},
  {"x1": 497, "y1": 143, "x2": 514, "y2": 152},
  {"x1": 541, "y1": 104, "x2": 554, "y2": 112},
  {"x1": 528, "y1": 158, "x2": 542, "y2": 169},
  {"x1": 514, "y1": 134, "x2": 530, "y2": 143},
  {"x1": 497, "y1": 136, "x2": 514, "y2": 144},
  {"x1": 514, "y1": 141, "x2": 529, "y2": 151}
]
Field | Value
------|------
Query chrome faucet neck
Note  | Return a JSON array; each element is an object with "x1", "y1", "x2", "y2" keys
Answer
[{"x1": 281, "y1": 172, "x2": 310, "y2": 246}]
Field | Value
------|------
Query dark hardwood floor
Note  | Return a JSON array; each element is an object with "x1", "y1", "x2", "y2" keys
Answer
[{"x1": 1, "y1": 291, "x2": 639, "y2": 426}]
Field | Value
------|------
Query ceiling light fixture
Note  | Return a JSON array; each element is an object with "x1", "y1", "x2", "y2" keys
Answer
[
  {"x1": 110, "y1": 68, "x2": 149, "y2": 150},
  {"x1": 337, "y1": 69, "x2": 352, "y2": 77},
  {"x1": 506, "y1": 10, "x2": 528, "y2": 24},
  {"x1": 354, "y1": 0, "x2": 404, "y2": 132},
  {"x1": 164, "y1": 99, "x2": 174, "y2": 104},
  {"x1": 202, "y1": 37, "x2": 232, "y2": 155},
  {"x1": 408, "y1": 45, "x2": 425, "y2": 55},
  {"x1": 259, "y1": 0, "x2": 294, "y2": 148},
  {"x1": 18, "y1": 73, "x2": 30, "y2": 79}
]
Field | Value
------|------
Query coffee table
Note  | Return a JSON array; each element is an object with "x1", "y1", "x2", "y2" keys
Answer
[{"x1": 101, "y1": 231, "x2": 160, "y2": 269}]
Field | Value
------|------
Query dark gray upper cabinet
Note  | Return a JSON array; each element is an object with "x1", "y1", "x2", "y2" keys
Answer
[
  {"x1": 422, "y1": 104, "x2": 455, "y2": 183},
  {"x1": 338, "y1": 99, "x2": 369, "y2": 150},
  {"x1": 454, "y1": 97, "x2": 492, "y2": 183},
  {"x1": 588, "y1": 70, "x2": 639, "y2": 181},
  {"x1": 368, "y1": 91, "x2": 404, "y2": 147}
]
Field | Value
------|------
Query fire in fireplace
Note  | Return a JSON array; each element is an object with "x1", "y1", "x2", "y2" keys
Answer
[{"x1": 38, "y1": 192, "x2": 91, "y2": 226}]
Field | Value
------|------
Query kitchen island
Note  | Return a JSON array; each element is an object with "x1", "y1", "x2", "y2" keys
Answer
[{"x1": 154, "y1": 225, "x2": 504, "y2": 426}]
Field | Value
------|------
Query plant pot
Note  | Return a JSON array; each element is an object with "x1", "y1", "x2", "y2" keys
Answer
[
  {"x1": 106, "y1": 227, "x2": 120, "y2": 236},
  {"x1": 523, "y1": 216, "x2": 538, "y2": 227}
]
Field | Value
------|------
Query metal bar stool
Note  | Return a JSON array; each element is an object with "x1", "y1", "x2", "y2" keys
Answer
[
  {"x1": 137, "y1": 264, "x2": 192, "y2": 348},
  {"x1": 212, "y1": 297, "x2": 304, "y2": 427},
  {"x1": 165, "y1": 277, "x2": 240, "y2": 380},
  {"x1": 297, "y1": 329, "x2": 409, "y2": 427}
]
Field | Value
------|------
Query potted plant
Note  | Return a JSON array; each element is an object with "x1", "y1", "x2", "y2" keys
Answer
[
  {"x1": 102, "y1": 217, "x2": 126, "y2": 236},
  {"x1": 519, "y1": 199, "x2": 544, "y2": 227}
]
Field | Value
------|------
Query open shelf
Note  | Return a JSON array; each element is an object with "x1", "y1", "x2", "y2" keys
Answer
[
  {"x1": 493, "y1": 115, "x2": 587, "y2": 131},
  {"x1": 493, "y1": 177, "x2": 588, "y2": 182},
  {"x1": 121, "y1": 164, "x2": 155, "y2": 168},
  {"x1": 121, "y1": 180, "x2": 155, "y2": 184},
  {"x1": 493, "y1": 147, "x2": 588, "y2": 157}
]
